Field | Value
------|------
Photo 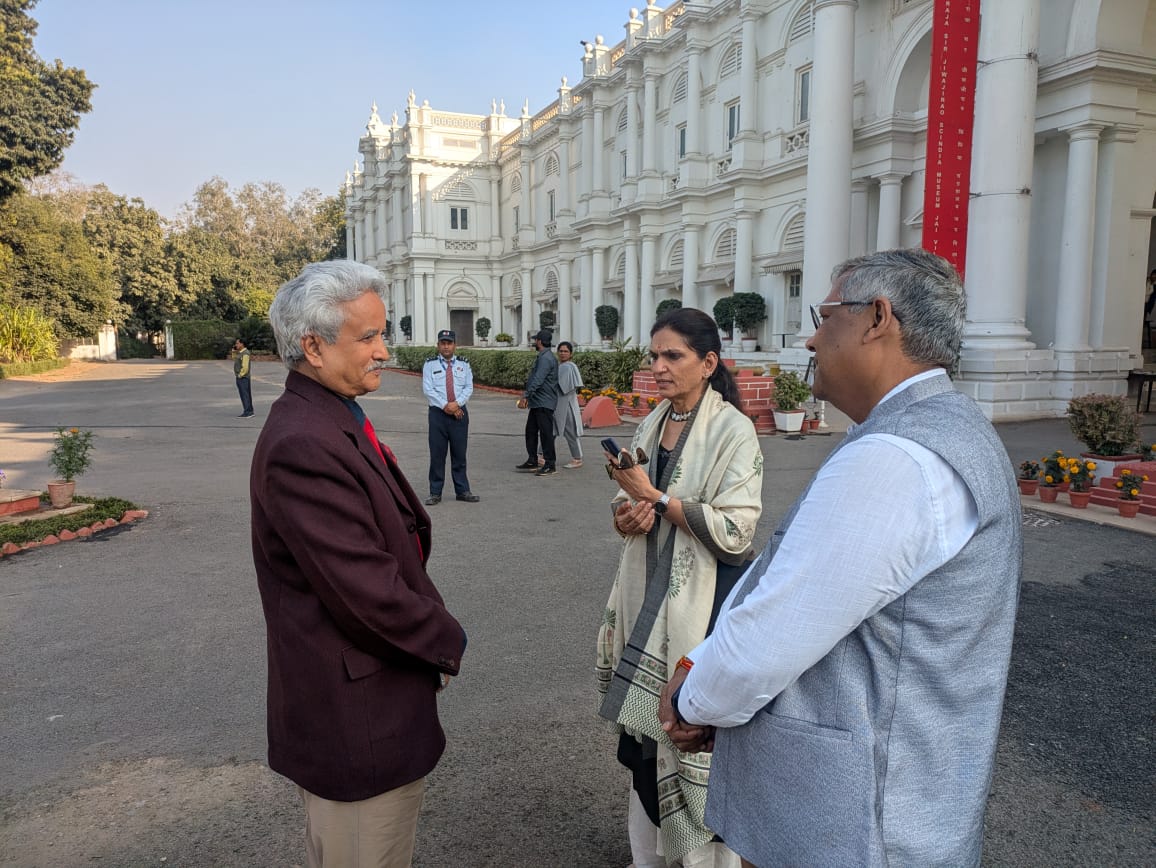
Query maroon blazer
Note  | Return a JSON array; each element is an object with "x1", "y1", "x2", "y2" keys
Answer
[{"x1": 251, "y1": 370, "x2": 465, "y2": 802}]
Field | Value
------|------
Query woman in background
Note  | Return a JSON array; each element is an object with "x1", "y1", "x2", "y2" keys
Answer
[{"x1": 554, "y1": 341, "x2": 584, "y2": 469}]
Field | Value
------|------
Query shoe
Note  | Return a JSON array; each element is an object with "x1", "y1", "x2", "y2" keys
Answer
[
  {"x1": 425, "y1": 495, "x2": 441, "y2": 505},
  {"x1": 534, "y1": 465, "x2": 557, "y2": 477},
  {"x1": 563, "y1": 460, "x2": 583, "y2": 469},
  {"x1": 515, "y1": 460, "x2": 539, "y2": 471},
  {"x1": 238, "y1": 412, "x2": 254, "y2": 418},
  {"x1": 456, "y1": 492, "x2": 480, "y2": 503}
]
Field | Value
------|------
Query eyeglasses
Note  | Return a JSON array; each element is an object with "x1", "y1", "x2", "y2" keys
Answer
[{"x1": 810, "y1": 301, "x2": 868, "y2": 330}]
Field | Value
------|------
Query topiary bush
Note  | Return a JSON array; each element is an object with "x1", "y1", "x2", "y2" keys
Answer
[
  {"x1": 731, "y1": 292, "x2": 767, "y2": 337},
  {"x1": 400, "y1": 315, "x2": 413, "y2": 341},
  {"x1": 475, "y1": 317, "x2": 491, "y2": 341},
  {"x1": 1066, "y1": 394, "x2": 1141, "y2": 456},
  {"x1": 595, "y1": 305, "x2": 620, "y2": 340},
  {"x1": 656, "y1": 298, "x2": 682, "y2": 320},
  {"x1": 713, "y1": 296, "x2": 735, "y2": 336}
]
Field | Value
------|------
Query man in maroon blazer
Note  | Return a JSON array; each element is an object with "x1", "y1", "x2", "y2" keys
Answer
[{"x1": 252, "y1": 260, "x2": 466, "y2": 867}]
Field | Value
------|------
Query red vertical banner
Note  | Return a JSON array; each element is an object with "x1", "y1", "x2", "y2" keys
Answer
[{"x1": 921, "y1": 0, "x2": 981, "y2": 278}]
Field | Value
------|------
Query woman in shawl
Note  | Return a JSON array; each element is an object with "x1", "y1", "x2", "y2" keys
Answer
[
  {"x1": 554, "y1": 341, "x2": 584, "y2": 469},
  {"x1": 597, "y1": 307, "x2": 762, "y2": 868}
]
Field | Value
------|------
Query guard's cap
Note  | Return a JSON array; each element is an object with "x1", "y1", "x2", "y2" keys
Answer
[{"x1": 437, "y1": 329, "x2": 456, "y2": 342}]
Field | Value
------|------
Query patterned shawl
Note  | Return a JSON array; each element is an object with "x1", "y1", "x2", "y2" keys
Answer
[{"x1": 596, "y1": 386, "x2": 763, "y2": 861}]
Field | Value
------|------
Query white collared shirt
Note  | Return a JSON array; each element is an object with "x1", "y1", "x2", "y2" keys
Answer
[{"x1": 679, "y1": 371, "x2": 979, "y2": 727}]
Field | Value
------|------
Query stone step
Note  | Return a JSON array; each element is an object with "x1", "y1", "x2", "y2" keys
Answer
[{"x1": 0, "y1": 489, "x2": 42, "y2": 517}]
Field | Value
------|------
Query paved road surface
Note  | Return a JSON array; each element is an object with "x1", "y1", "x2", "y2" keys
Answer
[{"x1": 0, "y1": 361, "x2": 1152, "y2": 866}]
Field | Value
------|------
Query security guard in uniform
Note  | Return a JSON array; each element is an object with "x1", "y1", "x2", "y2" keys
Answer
[{"x1": 421, "y1": 330, "x2": 480, "y2": 504}]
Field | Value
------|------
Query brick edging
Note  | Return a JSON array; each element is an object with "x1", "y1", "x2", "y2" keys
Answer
[{"x1": 0, "y1": 509, "x2": 149, "y2": 558}]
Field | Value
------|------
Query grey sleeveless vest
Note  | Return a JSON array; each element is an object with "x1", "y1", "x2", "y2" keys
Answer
[{"x1": 706, "y1": 375, "x2": 1022, "y2": 867}]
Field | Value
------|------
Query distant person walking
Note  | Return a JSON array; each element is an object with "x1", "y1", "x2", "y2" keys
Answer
[
  {"x1": 554, "y1": 341, "x2": 584, "y2": 469},
  {"x1": 515, "y1": 329, "x2": 558, "y2": 477},
  {"x1": 233, "y1": 338, "x2": 254, "y2": 417},
  {"x1": 422, "y1": 329, "x2": 479, "y2": 505}
]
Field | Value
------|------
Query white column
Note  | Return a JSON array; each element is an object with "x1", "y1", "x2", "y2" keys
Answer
[
  {"x1": 642, "y1": 72, "x2": 658, "y2": 174},
  {"x1": 392, "y1": 280, "x2": 404, "y2": 339},
  {"x1": 581, "y1": 106, "x2": 594, "y2": 210},
  {"x1": 391, "y1": 180, "x2": 403, "y2": 244},
  {"x1": 558, "y1": 135, "x2": 572, "y2": 213},
  {"x1": 798, "y1": 0, "x2": 857, "y2": 339},
  {"x1": 1053, "y1": 124, "x2": 1104, "y2": 353},
  {"x1": 686, "y1": 46, "x2": 702, "y2": 155},
  {"x1": 355, "y1": 211, "x2": 367, "y2": 263},
  {"x1": 345, "y1": 222, "x2": 355, "y2": 260},
  {"x1": 592, "y1": 103, "x2": 605, "y2": 194},
  {"x1": 489, "y1": 175, "x2": 500, "y2": 241},
  {"x1": 624, "y1": 234, "x2": 641, "y2": 346},
  {"x1": 521, "y1": 151, "x2": 534, "y2": 229},
  {"x1": 415, "y1": 174, "x2": 427, "y2": 235},
  {"x1": 849, "y1": 179, "x2": 869, "y2": 257},
  {"x1": 559, "y1": 258, "x2": 573, "y2": 342},
  {"x1": 739, "y1": 12, "x2": 758, "y2": 134},
  {"x1": 640, "y1": 234, "x2": 656, "y2": 333},
  {"x1": 413, "y1": 273, "x2": 428, "y2": 343},
  {"x1": 591, "y1": 248, "x2": 606, "y2": 336},
  {"x1": 681, "y1": 226, "x2": 700, "y2": 310},
  {"x1": 623, "y1": 82, "x2": 640, "y2": 204},
  {"x1": 1089, "y1": 126, "x2": 1137, "y2": 349},
  {"x1": 378, "y1": 197, "x2": 390, "y2": 253},
  {"x1": 875, "y1": 174, "x2": 904, "y2": 250},
  {"x1": 579, "y1": 253, "x2": 592, "y2": 345},
  {"x1": 962, "y1": 0, "x2": 1040, "y2": 349},
  {"x1": 735, "y1": 212, "x2": 754, "y2": 294},
  {"x1": 521, "y1": 268, "x2": 533, "y2": 344}
]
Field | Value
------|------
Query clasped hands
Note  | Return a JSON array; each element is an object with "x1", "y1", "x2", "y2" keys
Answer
[
  {"x1": 443, "y1": 401, "x2": 464, "y2": 420},
  {"x1": 658, "y1": 664, "x2": 716, "y2": 753}
]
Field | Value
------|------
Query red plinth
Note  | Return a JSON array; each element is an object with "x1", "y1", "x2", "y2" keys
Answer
[{"x1": 581, "y1": 396, "x2": 622, "y2": 429}]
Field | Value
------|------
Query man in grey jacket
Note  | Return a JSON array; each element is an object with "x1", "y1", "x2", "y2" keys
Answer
[
  {"x1": 660, "y1": 249, "x2": 1022, "y2": 867},
  {"x1": 515, "y1": 329, "x2": 559, "y2": 477}
]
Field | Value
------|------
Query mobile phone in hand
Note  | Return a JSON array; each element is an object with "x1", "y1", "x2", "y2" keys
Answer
[{"x1": 600, "y1": 437, "x2": 621, "y2": 456}]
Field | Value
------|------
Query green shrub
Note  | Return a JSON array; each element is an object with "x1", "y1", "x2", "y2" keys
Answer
[
  {"x1": 0, "y1": 358, "x2": 70, "y2": 379},
  {"x1": 400, "y1": 315, "x2": 413, "y2": 340},
  {"x1": 455, "y1": 349, "x2": 536, "y2": 390},
  {"x1": 656, "y1": 298, "x2": 682, "y2": 320},
  {"x1": 494, "y1": 332, "x2": 514, "y2": 344},
  {"x1": 238, "y1": 315, "x2": 275, "y2": 353},
  {"x1": 713, "y1": 296, "x2": 735, "y2": 335},
  {"x1": 0, "y1": 496, "x2": 140, "y2": 547},
  {"x1": 475, "y1": 317, "x2": 491, "y2": 340},
  {"x1": 605, "y1": 338, "x2": 648, "y2": 391},
  {"x1": 539, "y1": 310, "x2": 556, "y2": 331},
  {"x1": 573, "y1": 351, "x2": 614, "y2": 390},
  {"x1": 595, "y1": 305, "x2": 620, "y2": 340},
  {"x1": 732, "y1": 292, "x2": 767, "y2": 336},
  {"x1": 772, "y1": 370, "x2": 811, "y2": 412},
  {"x1": 170, "y1": 319, "x2": 234, "y2": 360},
  {"x1": 392, "y1": 346, "x2": 435, "y2": 372},
  {"x1": 1066, "y1": 393, "x2": 1141, "y2": 456},
  {"x1": 0, "y1": 306, "x2": 59, "y2": 363}
]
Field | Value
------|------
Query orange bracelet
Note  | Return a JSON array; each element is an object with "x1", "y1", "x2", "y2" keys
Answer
[{"x1": 676, "y1": 655, "x2": 694, "y2": 673}]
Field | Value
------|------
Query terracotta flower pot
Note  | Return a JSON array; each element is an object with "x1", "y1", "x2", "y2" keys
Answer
[
  {"x1": 1118, "y1": 501, "x2": 1141, "y2": 518},
  {"x1": 47, "y1": 479, "x2": 75, "y2": 508},
  {"x1": 1058, "y1": 481, "x2": 1071, "y2": 493},
  {"x1": 1068, "y1": 489, "x2": 1091, "y2": 509},
  {"x1": 1038, "y1": 485, "x2": 1059, "y2": 504},
  {"x1": 1017, "y1": 478, "x2": 1039, "y2": 496}
]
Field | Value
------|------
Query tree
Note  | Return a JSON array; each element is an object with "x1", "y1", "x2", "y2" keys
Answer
[
  {"x1": 0, "y1": 0, "x2": 96, "y2": 204},
  {"x1": 0, "y1": 192, "x2": 120, "y2": 337}
]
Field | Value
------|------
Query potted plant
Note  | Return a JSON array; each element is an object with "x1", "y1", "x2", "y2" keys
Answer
[
  {"x1": 1065, "y1": 458, "x2": 1096, "y2": 508},
  {"x1": 1038, "y1": 450, "x2": 1069, "y2": 502},
  {"x1": 1115, "y1": 468, "x2": 1149, "y2": 518},
  {"x1": 1066, "y1": 394, "x2": 1141, "y2": 461},
  {"x1": 399, "y1": 315, "x2": 413, "y2": 343},
  {"x1": 1016, "y1": 460, "x2": 1041, "y2": 496},
  {"x1": 495, "y1": 332, "x2": 514, "y2": 346},
  {"x1": 539, "y1": 310, "x2": 556, "y2": 332},
  {"x1": 713, "y1": 296, "x2": 736, "y2": 348},
  {"x1": 475, "y1": 316, "x2": 491, "y2": 346},
  {"x1": 656, "y1": 298, "x2": 682, "y2": 320},
  {"x1": 731, "y1": 292, "x2": 766, "y2": 352},
  {"x1": 595, "y1": 305, "x2": 619, "y2": 345},
  {"x1": 772, "y1": 370, "x2": 810, "y2": 433},
  {"x1": 47, "y1": 426, "x2": 95, "y2": 508}
]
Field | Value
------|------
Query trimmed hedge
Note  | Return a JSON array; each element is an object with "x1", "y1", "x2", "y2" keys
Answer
[
  {"x1": 0, "y1": 357, "x2": 71, "y2": 379},
  {"x1": 392, "y1": 345, "x2": 624, "y2": 392},
  {"x1": 170, "y1": 319, "x2": 234, "y2": 360},
  {"x1": 0, "y1": 495, "x2": 140, "y2": 546}
]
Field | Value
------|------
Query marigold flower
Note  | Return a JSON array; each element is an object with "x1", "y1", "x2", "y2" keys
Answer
[
  {"x1": 1086, "y1": 461, "x2": 1096, "y2": 470},
  {"x1": 1045, "y1": 475, "x2": 1055, "y2": 484},
  {"x1": 1116, "y1": 480, "x2": 1124, "y2": 488},
  {"x1": 1130, "y1": 488, "x2": 1139, "y2": 497},
  {"x1": 69, "y1": 427, "x2": 79, "y2": 434}
]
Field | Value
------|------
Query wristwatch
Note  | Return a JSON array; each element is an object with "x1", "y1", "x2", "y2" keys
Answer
[{"x1": 653, "y1": 493, "x2": 671, "y2": 516}]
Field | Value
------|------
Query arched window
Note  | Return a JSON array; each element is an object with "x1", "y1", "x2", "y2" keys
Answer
[
  {"x1": 617, "y1": 106, "x2": 628, "y2": 133},
  {"x1": 671, "y1": 73, "x2": 687, "y2": 105},
  {"x1": 511, "y1": 173, "x2": 522, "y2": 194},
  {"x1": 615, "y1": 252, "x2": 626, "y2": 278},
  {"x1": 544, "y1": 153, "x2": 559, "y2": 176},
  {"x1": 444, "y1": 179, "x2": 472, "y2": 199},
  {"x1": 545, "y1": 270, "x2": 559, "y2": 295},
  {"x1": 512, "y1": 276, "x2": 522, "y2": 294},
  {"x1": 783, "y1": 214, "x2": 805, "y2": 250},
  {"x1": 789, "y1": 2, "x2": 814, "y2": 43},
  {"x1": 714, "y1": 227, "x2": 736, "y2": 261},
  {"x1": 719, "y1": 43, "x2": 742, "y2": 78},
  {"x1": 669, "y1": 239, "x2": 684, "y2": 270}
]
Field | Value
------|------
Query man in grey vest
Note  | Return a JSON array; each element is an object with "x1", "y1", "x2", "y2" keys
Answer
[{"x1": 659, "y1": 249, "x2": 1021, "y2": 867}]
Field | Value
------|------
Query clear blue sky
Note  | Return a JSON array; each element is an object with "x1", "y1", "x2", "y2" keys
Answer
[{"x1": 32, "y1": 0, "x2": 634, "y2": 217}]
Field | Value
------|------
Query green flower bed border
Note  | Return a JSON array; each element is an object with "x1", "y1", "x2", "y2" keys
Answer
[
  {"x1": 0, "y1": 358, "x2": 71, "y2": 379},
  {"x1": 0, "y1": 495, "x2": 140, "y2": 547},
  {"x1": 392, "y1": 345, "x2": 629, "y2": 392}
]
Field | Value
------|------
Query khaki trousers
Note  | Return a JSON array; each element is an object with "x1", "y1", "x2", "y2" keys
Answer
[{"x1": 298, "y1": 777, "x2": 425, "y2": 868}]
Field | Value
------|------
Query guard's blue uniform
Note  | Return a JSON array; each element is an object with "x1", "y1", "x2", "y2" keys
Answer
[{"x1": 421, "y1": 354, "x2": 474, "y2": 497}]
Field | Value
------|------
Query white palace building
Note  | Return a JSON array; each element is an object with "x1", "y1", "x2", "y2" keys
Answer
[{"x1": 344, "y1": 0, "x2": 1156, "y2": 419}]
